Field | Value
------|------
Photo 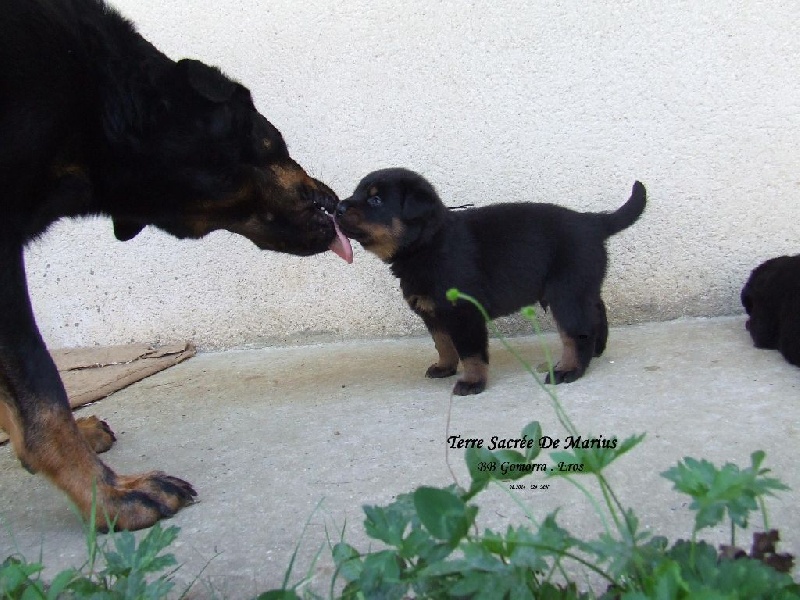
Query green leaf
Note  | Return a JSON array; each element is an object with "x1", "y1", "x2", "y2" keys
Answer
[
  {"x1": 332, "y1": 542, "x2": 362, "y2": 582},
  {"x1": 0, "y1": 557, "x2": 44, "y2": 594},
  {"x1": 45, "y1": 568, "x2": 80, "y2": 599},
  {"x1": 363, "y1": 503, "x2": 410, "y2": 547},
  {"x1": 359, "y1": 550, "x2": 406, "y2": 599},
  {"x1": 255, "y1": 591, "x2": 301, "y2": 600},
  {"x1": 662, "y1": 452, "x2": 789, "y2": 534},
  {"x1": 413, "y1": 487, "x2": 476, "y2": 544},
  {"x1": 521, "y1": 421, "x2": 543, "y2": 462},
  {"x1": 465, "y1": 446, "x2": 497, "y2": 499},
  {"x1": 551, "y1": 433, "x2": 645, "y2": 476}
]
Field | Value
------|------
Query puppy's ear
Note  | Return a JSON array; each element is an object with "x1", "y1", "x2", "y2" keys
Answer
[
  {"x1": 402, "y1": 184, "x2": 437, "y2": 221},
  {"x1": 175, "y1": 59, "x2": 237, "y2": 104}
]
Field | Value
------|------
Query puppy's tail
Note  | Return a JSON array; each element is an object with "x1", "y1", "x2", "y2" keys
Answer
[{"x1": 602, "y1": 181, "x2": 646, "y2": 236}]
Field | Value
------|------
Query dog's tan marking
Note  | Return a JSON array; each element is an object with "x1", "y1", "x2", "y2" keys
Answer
[
  {"x1": 76, "y1": 416, "x2": 115, "y2": 453},
  {"x1": 201, "y1": 180, "x2": 254, "y2": 210},
  {"x1": 270, "y1": 164, "x2": 315, "y2": 191},
  {"x1": 368, "y1": 185, "x2": 379, "y2": 197},
  {"x1": 190, "y1": 181, "x2": 260, "y2": 236},
  {"x1": 360, "y1": 217, "x2": 404, "y2": 261},
  {"x1": 0, "y1": 388, "x2": 25, "y2": 465},
  {"x1": 460, "y1": 356, "x2": 488, "y2": 384},
  {"x1": 19, "y1": 405, "x2": 192, "y2": 530},
  {"x1": 50, "y1": 163, "x2": 87, "y2": 179},
  {"x1": 557, "y1": 327, "x2": 579, "y2": 371},
  {"x1": 406, "y1": 294, "x2": 436, "y2": 315},
  {"x1": 432, "y1": 330, "x2": 459, "y2": 370}
]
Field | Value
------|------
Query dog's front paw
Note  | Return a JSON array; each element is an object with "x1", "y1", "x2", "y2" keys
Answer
[
  {"x1": 96, "y1": 471, "x2": 197, "y2": 531},
  {"x1": 76, "y1": 416, "x2": 116, "y2": 453},
  {"x1": 452, "y1": 379, "x2": 486, "y2": 395},
  {"x1": 426, "y1": 364, "x2": 457, "y2": 378},
  {"x1": 545, "y1": 368, "x2": 584, "y2": 385}
]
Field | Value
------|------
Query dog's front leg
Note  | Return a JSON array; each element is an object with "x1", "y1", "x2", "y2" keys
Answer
[
  {"x1": 422, "y1": 322, "x2": 459, "y2": 379},
  {"x1": 407, "y1": 297, "x2": 459, "y2": 378},
  {"x1": 0, "y1": 245, "x2": 195, "y2": 530}
]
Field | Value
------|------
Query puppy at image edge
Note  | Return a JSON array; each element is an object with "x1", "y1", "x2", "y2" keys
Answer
[{"x1": 741, "y1": 254, "x2": 800, "y2": 368}]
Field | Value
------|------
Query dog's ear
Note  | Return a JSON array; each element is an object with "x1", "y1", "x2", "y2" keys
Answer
[
  {"x1": 113, "y1": 219, "x2": 145, "y2": 241},
  {"x1": 402, "y1": 182, "x2": 438, "y2": 222},
  {"x1": 175, "y1": 59, "x2": 237, "y2": 104}
]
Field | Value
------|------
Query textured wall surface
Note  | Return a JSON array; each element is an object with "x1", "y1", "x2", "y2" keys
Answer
[{"x1": 24, "y1": 1, "x2": 800, "y2": 349}]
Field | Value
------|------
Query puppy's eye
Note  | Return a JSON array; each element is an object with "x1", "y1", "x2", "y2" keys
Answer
[{"x1": 367, "y1": 195, "x2": 382, "y2": 207}]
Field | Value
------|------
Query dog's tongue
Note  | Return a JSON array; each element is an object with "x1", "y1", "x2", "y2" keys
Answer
[{"x1": 329, "y1": 216, "x2": 353, "y2": 263}]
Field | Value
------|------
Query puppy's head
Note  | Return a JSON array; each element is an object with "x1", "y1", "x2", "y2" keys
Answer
[
  {"x1": 741, "y1": 256, "x2": 794, "y2": 348},
  {"x1": 335, "y1": 168, "x2": 446, "y2": 262}
]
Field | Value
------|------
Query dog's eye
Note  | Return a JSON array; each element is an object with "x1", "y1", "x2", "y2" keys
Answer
[{"x1": 367, "y1": 195, "x2": 382, "y2": 207}]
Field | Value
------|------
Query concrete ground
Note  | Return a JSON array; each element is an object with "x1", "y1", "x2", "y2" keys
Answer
[{"x1": 0, "y1": 316, "x2": 798, "y2": 598}]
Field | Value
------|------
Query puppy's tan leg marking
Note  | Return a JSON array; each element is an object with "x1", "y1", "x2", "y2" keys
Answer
[
  {"x1": 453, "y1": 355, "x2": 488, "y2": 396},
  {"x1": 406, "y1": 295, "x2": 436, "y2": 315},
  {"x1": 557, "y1": 328, "x2": 579, "y2": 372},
  {"x1": 426, "y1": 330, "x2": 459, "y2": 378},
  {"x1": 545, "y1": 326, "x2": 586, "y2": 384}
]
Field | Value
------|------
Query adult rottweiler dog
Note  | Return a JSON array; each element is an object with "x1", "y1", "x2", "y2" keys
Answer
[
  {"x1": 336, "y1": 168, "x2": 646, "y2": 394},
  {"x1": 741, "y1": 255, "x2": 800, "y2": 367},
  {"x1": 0, "y1": 0, "x2": 351, "y2": 530}
]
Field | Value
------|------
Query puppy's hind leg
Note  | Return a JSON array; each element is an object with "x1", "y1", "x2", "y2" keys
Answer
[
  {"x1": 594, "y1": 299, "x2": 609, "y2": 357},
  {"x1": 778, "y1": 301, "x2": 800, "y2": 367},
  {"x1": 547, "y1": 296, "x2": 596, "y2": 384}
]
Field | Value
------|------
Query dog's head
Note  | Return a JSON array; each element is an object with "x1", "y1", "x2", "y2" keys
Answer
[
  {"x1": 334, "y1": 168, "x2": 446, "y2": 262},
  {"x1": 108, "y1": 59, "x2": 348, "y2": 259},
  {"x1": 741, "y1": 255, "x2": 797, "y2": 348}
]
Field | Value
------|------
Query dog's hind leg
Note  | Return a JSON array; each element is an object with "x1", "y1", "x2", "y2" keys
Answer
[
  {"x1": 594, "y1": 299, "x2": 609, "y2": 357},
  {"x1": 778, "y1": 301, "x2": 800, "y2": 367},
  {"x1": 547, "y1": 295, "x2": 597, "y2": 384},
  {"x1": 0, "y1": 245, "x2": 195, "y2": 530}
]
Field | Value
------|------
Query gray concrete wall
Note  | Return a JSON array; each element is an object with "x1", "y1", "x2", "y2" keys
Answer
[{"x1": 25, "y1": 1, "x2": 800, "y2": 349}]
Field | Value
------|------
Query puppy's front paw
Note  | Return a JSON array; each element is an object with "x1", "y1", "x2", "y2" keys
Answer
[
  {"x1": 426, "y1": 364, "x2": 457, "y2": 378},
  {"x1": 545, "y1": 369, "x2": 584, "y2": 384},
  {"x1": 452, "y1": 379, "x2": 486, "y2": 395}
]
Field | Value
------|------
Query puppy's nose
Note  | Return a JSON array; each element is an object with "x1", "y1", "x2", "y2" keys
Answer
[{"x1": 335, "y1": 201, "x2": 350, "y2": 217}]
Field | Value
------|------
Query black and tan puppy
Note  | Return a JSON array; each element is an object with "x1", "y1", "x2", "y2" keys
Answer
[
  {"x1": 336, "y1": 168, "x2": 646, "y2": 395},
  {"x1": 0, "y1": 0, "x2": 350, "y2": 531},
  {"x1": 741, "y1": 255, "x2": 800, "y2": 367}
]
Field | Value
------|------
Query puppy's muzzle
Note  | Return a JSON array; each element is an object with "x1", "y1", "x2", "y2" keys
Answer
[{"x1": 335, "y1": 200, "x2": 352, "y2": 217}]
